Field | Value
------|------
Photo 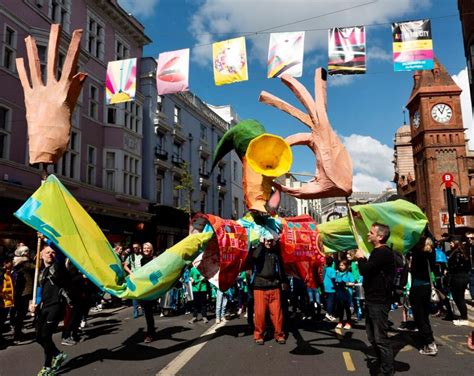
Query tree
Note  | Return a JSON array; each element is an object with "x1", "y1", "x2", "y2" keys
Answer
[{"x1": 175, "y1": 161, "x2": 194, "y2": 216}]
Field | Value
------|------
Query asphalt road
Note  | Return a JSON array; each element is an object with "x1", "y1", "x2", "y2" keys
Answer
[{"x1": 0, "y1": 306, "x2": 472, "y2": 376}]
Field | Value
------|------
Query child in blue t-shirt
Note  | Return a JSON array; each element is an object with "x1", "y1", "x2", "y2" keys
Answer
[
  {"x1": 323, "y1": 256, "x2": 336, "y2": 321},
  {"x1": 335, "y1": 259, "x2": 355, "y2": 329}
]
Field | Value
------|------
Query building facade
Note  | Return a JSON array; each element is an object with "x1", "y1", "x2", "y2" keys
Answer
[
  {"x1": 458, "y1": 0, "x2": 474, "y2": 108},
  {"x1": 0, "y1": 0, "x2": 153, "y2": 252},
  {"x1": 403, "y1": 59, "x2": 474, "y2": 238}
]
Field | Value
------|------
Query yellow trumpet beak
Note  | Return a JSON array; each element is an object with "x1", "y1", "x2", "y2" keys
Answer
[{"x1": 245, "y1": 133, "x2": 292, "y2": 177}]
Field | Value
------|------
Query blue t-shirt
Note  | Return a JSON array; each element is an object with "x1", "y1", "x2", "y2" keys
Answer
[
  {"x1": 335, "y1": 270, "x2": 355, "y2": 301},
  {"x1": 323, "y1": 266, "x2": 336, "y2": 293}
]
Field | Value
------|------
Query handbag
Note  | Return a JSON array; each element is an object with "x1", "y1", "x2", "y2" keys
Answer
[{"x1": 427, "y1": 260, "x2": 441, "y2": 303}]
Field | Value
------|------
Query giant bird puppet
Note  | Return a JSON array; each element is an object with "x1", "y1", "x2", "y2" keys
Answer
[{"x1": 14, "y1": 25, "x2": 428, "y2": 300}]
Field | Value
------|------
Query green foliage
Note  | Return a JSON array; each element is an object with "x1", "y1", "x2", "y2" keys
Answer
[{"x1": 175, "y1": 161, "x2": 194, "y2": 215}]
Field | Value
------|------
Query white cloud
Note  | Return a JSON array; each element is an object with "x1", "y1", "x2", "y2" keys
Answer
[
  {"x1": 328, "y1": 74, "x2": 356, "y2": 87},
  {"x1": 452, "y1": 67, "x2": 474, "y2": 150},
  {"x1": 353, "y1": 173, "x2": 393, "y2": 193},
  {"x1": 118, "y1": 0, "x2": 160, "y2": 18},
  {"x1": 367, "y1": 45, "x2": 391, "y2": 62},
  {"x1": 342, "y1": 134, "x2": 395, "y2": 192},
  {"x1": 189, "y1": 0, "x2": 431, "y2": 66}
]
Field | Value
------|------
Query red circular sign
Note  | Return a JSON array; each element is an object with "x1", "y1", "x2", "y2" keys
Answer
[{"x1": 442, "y1": 173, "x2": 454, "y2": 187}]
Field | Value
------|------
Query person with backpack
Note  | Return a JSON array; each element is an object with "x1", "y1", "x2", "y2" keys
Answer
[
  {"x1": 252, "y1": 232, "x2": 287, "y2": 345},
  {"x1": 124, "y1": 243, "x2": 143, "y2": 319},
  {"x1": 410, "y1": 236, "x2": 437, "y2": 356},
  {"x1": 353, "y1": 223, "x2": 394, "y2": 376}
]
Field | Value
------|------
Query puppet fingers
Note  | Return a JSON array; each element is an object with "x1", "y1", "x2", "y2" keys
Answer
[
  {"x1": 46, "y1": 24, "x2": 61, "y2": 84},
  {"x1": 15, "y1": 58, "x2": 32, "y2": 92},
  {"x1": 25, "y1": 35, "x2": 43, "y2": 87},
  {"x1": 66, "y1": 72, "x2": 87, "y2": 109},
  {"x1": 60, "y1": 29, "x2": 83, "y2": 84}
]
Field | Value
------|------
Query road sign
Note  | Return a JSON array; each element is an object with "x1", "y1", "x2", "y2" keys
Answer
[{"x1": 442, "y1": 172, "x2": 454, "y2": 188}]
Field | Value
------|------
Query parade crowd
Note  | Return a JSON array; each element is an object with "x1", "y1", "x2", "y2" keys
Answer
[{"x1": 1, "y1": 224, "x2": 473, "y2": 375}]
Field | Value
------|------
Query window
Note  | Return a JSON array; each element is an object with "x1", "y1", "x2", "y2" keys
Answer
[
  {"x1": 173, "y1": 178, "x2": 181, "y2": 207},
  {"x1": 0, "y1": 105, "x2": 11, "y2": 159},
  {"x1": 233, "y1": 197, "x2": 239, "y2": 218},
  {"x1": 105, "y1": 151, "x2": 116, "y2": 190},
  {"x1": 218, "y1": 195, "x2": 224, "y2": 217},
  {"x1": 115, "y1": 37, "x2": 129, "y2": 60},
  {"x1": 200, "y1": 124, "x2": 207, "y2": 141},
  {"x1": 53, "y1": 130, "x2": 80, "y2": 179},
  {"x1": 86, "y1": 13, "x2": 105, "y2": 59},
  {"x1": 124, "y1": 101, "x2": 142, "y2": 133},
  {"x1": 49, "y1": 0, "x2": 71, "y2": 32},
  {"x1": 157, "y1": 95, "x2": 163, "y2": 112},
  {"x1": 233, "y1": 161, "x2": 238, "y2": 181},
  {"x1": 172, "y1": 142, "x2": 183, "y2": 165},
  {"x1": 199, "y1": 156, "x2": 208, "y2": 176},
  {"x1": 2, "y1": 26, "x2": 16, "y2": 71},
  {"x1": 107, "y1": 107, "x2": 116, "y2": 124},
  {"x1": 173, "y1": 106, "x2": 181, "y2": 125},
  {"x1": 156, "y1": 172, "x2": 164, "y2": 203},
  {"x1": 123, "y1": 153, "x2": 140, "y2": 196},
  {"x1": 86, "y1": 145, "x2": 96, "y2": 185},
  {"x1": 89, "y1": 84, "x2": 99, "y2": 120},
  {"x1": 200, "y1": 189, "x2": 207, "y2": 213}
]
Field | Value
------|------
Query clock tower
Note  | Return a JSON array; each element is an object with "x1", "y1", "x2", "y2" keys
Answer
[{"x1": 406, "y1": 58, "x2": 472, "y2": 238}]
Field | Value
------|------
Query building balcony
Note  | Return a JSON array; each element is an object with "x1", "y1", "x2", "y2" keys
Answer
[
  {"x1": 171, "y1": 155, "x2": 184, "y2": 166},
  {"x1": 154, "y1": 116, "x2": 172, "y2": 133},
  {"x1": 199, "y1": 169, "x2": 210, "y2": 179},
  {"x1": 154, "y1": 147, "x2": 168, "y2": 160},
  {"x1": 217, "y1": 174, "x2": 227, "y2": 185}
]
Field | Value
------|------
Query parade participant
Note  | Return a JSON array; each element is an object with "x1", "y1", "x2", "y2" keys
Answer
[
  {"x1": 0, "y1": 257, "x2": 14, "y2": 344},
  {"x1": 335, "y1": 259, "x2": 355, "y2": 329},
  {"x1": 188, "y1": 266, "x2": 209, "y2": 324},
  {"x1": 12, "y1": 245, "x2": 35, "y2": 344},
  {"x1": 215, "y1": 286, "x2": 228, "y2": 324},
  {"x1": 448, "y1": 239, "x2": 471, "y2": 326},
  {"x1": 139, "y1": 243, "x2": 157, "y2": 343},
  {"x1": 353, "y1": 223, "x2": 394, "y2": 376},
  {"x1": 410, "y1": 237, "x2": 437, "y2": 355},
  {"x1": 124, "y1": 243, "x2": 143, "y2": 319},
  {"x1": 252, "y1": 232, "x2": 286, "y2": 345},
  {"x1": 323, "y1": 256, "x2": 337, "y2": 321},
  {"x1": 29, "y1": 246, "x2": 69, "y2": 376},
  {"x1": 465, "y1": 233, "x2": 474, "y2": 303}
]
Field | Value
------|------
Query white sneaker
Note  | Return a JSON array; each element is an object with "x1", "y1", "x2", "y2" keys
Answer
[
  {"x1": 216, "y1": 318, "x2": 221, "y2": 324},
  {"x1": 453, "y1": 319, "x2": 469, "y2": 326},
  {"x1": 419, "y1": 342, "x2": 438, "y2": 356},
  {"x1": 80, "y1": 320, "x2": 87, "y2": 329},
  {"x1": 237, "y1": 308, "x2": 243, "y2": 315}
]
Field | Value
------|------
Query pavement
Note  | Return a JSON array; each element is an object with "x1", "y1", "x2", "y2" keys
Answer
[{"x1": 0, "y1": 304, "x2": 473, "y2": 376}]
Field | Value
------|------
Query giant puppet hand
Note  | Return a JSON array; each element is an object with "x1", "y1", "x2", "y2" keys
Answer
[
  {"x1": 259, "y1": 68, "x2": 353, "y2": 199},
  {"x1": 16, "y1": 24, "x2": 87, "y2": 164}
]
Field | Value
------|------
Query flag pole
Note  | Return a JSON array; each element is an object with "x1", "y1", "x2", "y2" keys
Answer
[
  {"x1": 31, "y1": 165, "x2": 48, "y2": 307},
  {"x1": 345, "y1": 197, "x2": 364, "y2": 251}
]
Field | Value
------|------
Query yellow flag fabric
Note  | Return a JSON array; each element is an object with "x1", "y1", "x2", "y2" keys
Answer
[
  {"x1": 14, "y1": 175, "x2": 212, "y2": 300},
  {"x1": 212, "y1": 37, "x2": 248, "y2": 86}
]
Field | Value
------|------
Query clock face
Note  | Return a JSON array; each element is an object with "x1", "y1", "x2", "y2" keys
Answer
[
  {"x1": 412, "y1": 111, "x2": 421, "y2": 129},
  {"x1": 431, "y1": 103, "x2": 452, "y2": 123}
]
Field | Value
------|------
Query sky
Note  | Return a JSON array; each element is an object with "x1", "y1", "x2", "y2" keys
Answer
[{"x1": 118, "y1": 0, "x2": 472, "y2": 193}]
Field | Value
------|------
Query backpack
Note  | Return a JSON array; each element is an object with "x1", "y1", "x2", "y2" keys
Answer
[{"x1": 392, "y1": 251, "x2": 409, "y2": 296}]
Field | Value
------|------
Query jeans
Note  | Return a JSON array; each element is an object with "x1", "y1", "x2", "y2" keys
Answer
[
  {"x1": 215, "y1": 290, "x2": 228, "y2": 320},
  {"x1": 132, "y1": 299, "x2": 140, "y2": 317},
  {"x1": 410, "y1": 284, "x2": 434, "y2": 346},
  {"x1": 365, "y1": 302, "x2": 394, "y2": 376},
  {"x1": 469, "y1": 270, "x2": 474, "y2": 301},
  {"x1": 451, "y1": 273, "x2": 469, "y2": 320},
  {"x1": 325, "y1": 293, "x2": 335, "y2": 315}
]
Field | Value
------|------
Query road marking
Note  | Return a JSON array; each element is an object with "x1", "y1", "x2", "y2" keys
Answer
[
  {"x1": 435, "y1": 335, "x2": 464, "y2": 355},
  {"x1": 400, "y1": 344, "x2": 414, "y2": 352},
  {"x1": 157, "y1": 321, "x2": 225, "y2": 376},
  {"x1": 335, "y1": 327, "x2": 344, "y2": 340},
  {"x1": 342, "y1": 352, "x2": 356, "y2": 372}
]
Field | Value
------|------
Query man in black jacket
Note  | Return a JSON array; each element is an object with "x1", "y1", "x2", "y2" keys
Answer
[
  {"x1": 354, "y1": 223, "x2": 394, "y2": 376},
  {"x1": 252, "y1": 232, "x2": 286, "y2": 345}
]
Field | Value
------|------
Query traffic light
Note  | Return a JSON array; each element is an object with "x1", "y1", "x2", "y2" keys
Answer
[{"x1": 455, "y1": 196, "x2": 474, "y2": 215}]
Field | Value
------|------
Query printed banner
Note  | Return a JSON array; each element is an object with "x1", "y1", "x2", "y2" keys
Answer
[
  {"x1": 392, "y1": 19, "x2": 434, "y2": 71},
  {"x1": 156, "y1": 48, "x2": 190, "y2": 95},
  {"x1": 267, "y1": 32, "x2": 305, "y2": 78},
  {"x1": 328, "y1": 26, "x2": 366, "y2": 75},
  {"x1": 212, "y1": 37, "x2": 248, "y2": 86},
  {"x1": 105, "y1": 58, "x2": 137, "y2": 104}
]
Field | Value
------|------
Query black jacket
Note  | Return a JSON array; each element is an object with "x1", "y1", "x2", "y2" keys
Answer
[
  {"x1": 358, "y1": 245, "x2": 394, "y2": 304},
  {"x1": 252, "y1": 243, "x2": 285, "y2": 290},
  {"x1": 39, "y1": 262, "x2": 71, "y2": 309}
]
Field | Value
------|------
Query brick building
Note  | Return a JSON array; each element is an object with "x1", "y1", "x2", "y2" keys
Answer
[{"x1": 398, "y1": 59, "x2": 474, "y2": 238}]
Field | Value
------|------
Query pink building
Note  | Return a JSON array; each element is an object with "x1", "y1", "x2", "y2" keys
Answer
[{"x1": 0, "y1": 0, "x2": 153, "y2": 252}]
